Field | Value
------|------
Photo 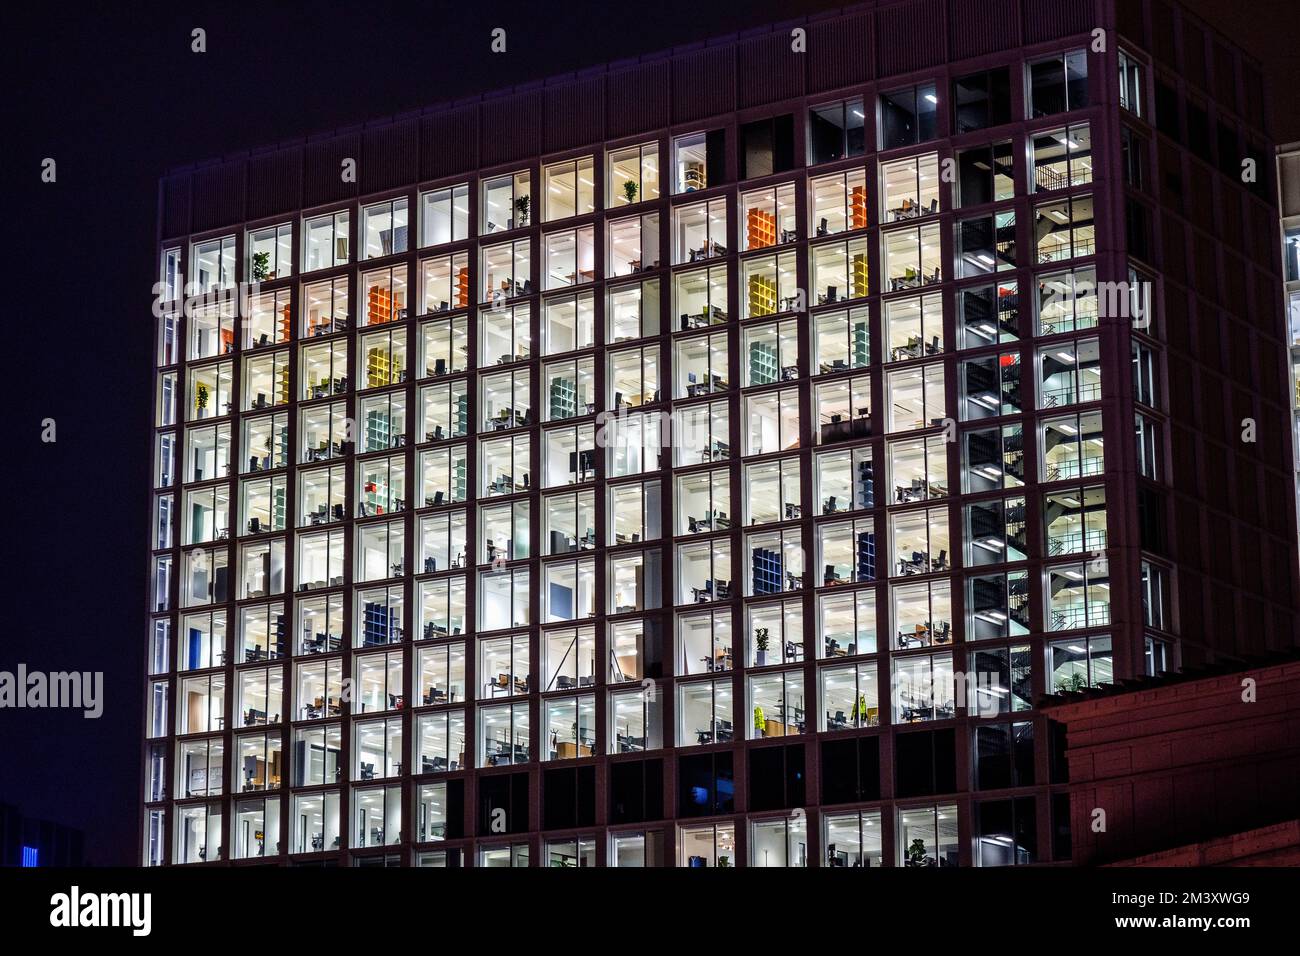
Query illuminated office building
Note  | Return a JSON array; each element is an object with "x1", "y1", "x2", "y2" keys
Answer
[
  {"x1": 144, "y1": 0, "x2": 1298, "y2": 867},
  {"x1": 1278, "y1": 143, "x2": 1300, "y2": 573}
]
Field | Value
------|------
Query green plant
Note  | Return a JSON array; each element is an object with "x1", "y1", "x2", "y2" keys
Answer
[
  {"x1": 753, "y1": 705, "x2": 765, "y2": 735},
  {"x1": 514, "y1": 194, "x2": 531, "y2": 225},
  {"x1": 905, "y1": 838, "x2": 929, "y2": 867},
  {"x1": 623, "y1": 180, "x2": 638, "y2": 204},
  {"x1": 1055, "y1": 672, "x2": 1088, "y2": 694},
  {"x1": 717, "y1": 855, "x2": 731, "y2": 867},
  {"x1": 754, "y1": 627, "x2": 770, "y2": 654},
  {"x1": 251, "y1": 251, "x2": 271, "y2": 281},
  {"x1": 195, "y1": 382, "x2": 209, "y2": 410}
]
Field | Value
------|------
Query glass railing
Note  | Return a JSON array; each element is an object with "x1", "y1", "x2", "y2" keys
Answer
[
  {"x1": 1046, "y1": 528, "x2": 1108, "y2": 555},
  {"x1": 1049, "y1": 603, "x2": 1109, "y2": 631},
  {"x1": 1044, "y1": 454, "x2": 1104, "y2": 482}
]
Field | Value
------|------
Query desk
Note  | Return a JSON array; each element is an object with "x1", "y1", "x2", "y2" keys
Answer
[
  {"x1": 892, "y1": 338, "x2": 923, "y2": 361},
  {"x1": 698, "y1": 650, "x2": 733, "y2": 672},
  {"x1": 486, "y1": 743, "x2": 529, "y2": 766},
  {"x1": 900, "y1": 625, "x2": 931, "y2": 648},
  {"x1": 695, "y1": 724, "x2": 734, "y2": 745},
  {"x1": 896, "y1": 481, "x2": 926, "y2": 503},
  {"x1": 898, "y1": 553, "x2": 928, "y2": 576},
  {"x1": 555, "y1": 742, "x2": 594, "y2": 759},
  {"x1": 763, "y1": 719, "x2": 800, "y2": 738},
  {"x1": 423, "y1": 687, "x2": 451, "y2": 706},
  {"x1": 700, "y1": 441, "x2": 730, "y2": 463},
  {"x1": 616, "y1": 734, "x2": 646, "y2": 753},
  {"x1": 691, "y1": 581, "x2": 730, "y2": 603},
  {"x1": 819, "y1": 416, "x2": 870, "y2": 444}
]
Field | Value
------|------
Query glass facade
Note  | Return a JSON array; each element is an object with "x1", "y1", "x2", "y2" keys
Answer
[{"x1": 150, "y1": 10, "x2": 1300, "y2": 867}]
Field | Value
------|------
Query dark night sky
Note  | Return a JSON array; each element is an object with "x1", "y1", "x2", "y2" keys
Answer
[{"x1": 3, "y1": 0, "x2": 1295, "y2": 866}]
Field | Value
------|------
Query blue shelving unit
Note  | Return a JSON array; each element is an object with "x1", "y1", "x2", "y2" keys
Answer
[
  {"x1": 857, "y1": 457, "x2": 875, "y2": 509},
  {"x1": 362, "y1": 602, "x2": 394, "y2": 646},
  {"x1": 752, "y1": 546, "x2": 783, "y2": 595},
  {"x1": 856, "y1": 532, "x2": 876, "y2": 582}
]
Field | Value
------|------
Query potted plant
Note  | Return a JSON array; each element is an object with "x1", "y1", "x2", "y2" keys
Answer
[
  {"x1": 1055, "y1": 672, "x2": 1088, "y2": 693},
  {"x1": 753, "y1": 705, "x2": 766, "y2": 737},
  {"x1": 904, "y1": 838, "x2": 929, "y2": 867},
  {"x1": 623, "y1": 180, "x2": 638, "y2": 204},
  {"x1": 852, "y1": 692, "x2": 869, "y2": 725},
  {"x1": 717, "y1": 854, "x2": 731, "y2": 867},
  {"x1": 513, "y1": 194, "x2": 531, "y2": 227},
  {"x1": 754, "y1": 627, "x2": 770, "y2": 666},
  {"x1": 251, "y1": 251, "x2": 271, "y2": 282}
]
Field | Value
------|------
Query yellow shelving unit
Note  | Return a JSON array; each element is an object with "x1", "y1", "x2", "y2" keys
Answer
[
  {"x1": 366, "y1": 347, "x2": 402, "y2": 389},
  {"x1": 747, "y1": 273, "x2": 777, "y2": 318},
  {"x1": 274, "y1": 366, "x2": 291, "y2": 405},
  {"x1": 851, "y1": 253, "x2": 870, "y2": 299}
]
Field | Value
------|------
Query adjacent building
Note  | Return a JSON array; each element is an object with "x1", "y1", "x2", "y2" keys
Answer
[
  {"x1": 1042, "y1": 652, "x2": 1300, "y2": 866},
  {"x1": 144, "y1": 0, "x2": 1299, "y2": 867},
  {"x1": 0, "y1": 804, "x2": 85, "y2": 868}
]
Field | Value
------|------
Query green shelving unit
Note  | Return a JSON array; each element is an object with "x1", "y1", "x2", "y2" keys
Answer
[
  {"x1": 749, "y1": 342, "x2": 778, "y2": 387},
  {"x1": 550, "y1": 376, "x2": 577, "y2": 421}
]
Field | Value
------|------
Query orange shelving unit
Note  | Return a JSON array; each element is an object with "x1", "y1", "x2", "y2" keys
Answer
[
  {"x1": 746, "y1": 208, "x2": 776, "y2": 250},
  {"x1": 367, "y1": 285, "x2": 394, "y2": 325},
  {"x1": 455, "y1": 266, "x2": 470, "y2": 309},
  {"x1": 850, "y1": 185, "x2": 869, "y2": 230}
]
